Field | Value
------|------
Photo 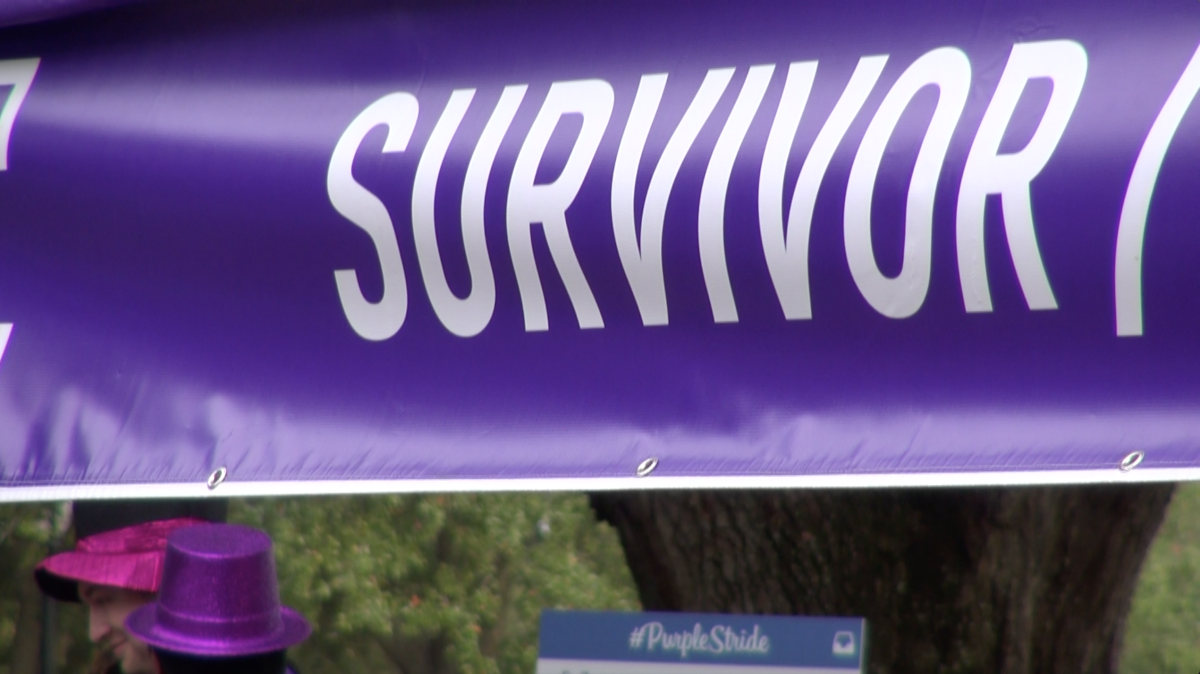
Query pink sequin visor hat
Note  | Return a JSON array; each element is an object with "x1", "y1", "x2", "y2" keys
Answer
[{"x1": 35, "y1": 499, "x2": 227, "y2": 602}]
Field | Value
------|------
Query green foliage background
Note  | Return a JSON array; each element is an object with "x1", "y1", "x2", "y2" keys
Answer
[
  {"x1": 231, "y1": 493, "x2": 639, "y2": 674},
  {"x1": 0, "y1": 504, "x2": 61, "y2": 673},
  {"x1": 0, "y1": 493, "x2": 640, "y2": 674},
  {"x1": 1120, "y1": 483, "x2": 1200, "y2": 673},
  {"x1": 1, "y1": 488, "x2": 1198, "y2": 674}
]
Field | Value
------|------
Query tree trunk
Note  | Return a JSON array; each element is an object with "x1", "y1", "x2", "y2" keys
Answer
[
  {"x1": 377, "y1": 626, "x2": 453, "y2": 674},
  {"x1": 590, "y1": 485, "x2": 1173, "y2": 674}
]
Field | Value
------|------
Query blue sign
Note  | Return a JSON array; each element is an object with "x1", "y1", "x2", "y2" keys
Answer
[{"x1": 538, "y1": 610, "x2": 866, "y2": 674}]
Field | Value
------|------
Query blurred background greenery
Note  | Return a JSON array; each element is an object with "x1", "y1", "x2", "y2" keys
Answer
[
  {"x1": 0, "y1": 487, "x2": 1196, "y2": 674},
  {"x1": 1119, "y1": 483, "x2": 1200, "y2": 673}
]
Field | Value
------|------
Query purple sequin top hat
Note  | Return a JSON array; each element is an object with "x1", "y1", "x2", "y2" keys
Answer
[{"x1": 125, "y1": 523, "x2": 310, "y2": 657}]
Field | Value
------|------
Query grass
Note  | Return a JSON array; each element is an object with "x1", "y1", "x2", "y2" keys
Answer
[{"x1": 1122, "y1": 482, "x2": 1200, "y2": 673}]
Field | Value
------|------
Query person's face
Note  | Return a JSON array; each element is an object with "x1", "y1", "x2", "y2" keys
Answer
[{"x1": 78, "y1": 581, "x2": 159, "y2": 674}]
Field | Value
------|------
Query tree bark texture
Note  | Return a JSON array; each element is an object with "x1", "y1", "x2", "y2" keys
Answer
[{"x1": 591, "y1": 485, "x2": 1174, "y2": 674}]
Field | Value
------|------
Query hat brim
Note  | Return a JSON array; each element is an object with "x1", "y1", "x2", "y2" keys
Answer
[
  {"x1": 125, "y1": 604, "x2": 311, "y2": 657},
  {"x1": 34, "y1": 567, "x2": 82, "y2": 603},
  {"x1": 36, "y1": 549, "x2": 164, "y2": 603}
]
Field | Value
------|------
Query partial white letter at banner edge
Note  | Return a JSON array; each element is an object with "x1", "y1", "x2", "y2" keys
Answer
[
  {"x1": 0, "y1": 57, "x2": 39, "y2": 171},
  {"x1": 0, "y1": 323, "x2": 11, "y2": 367},
  {"x1": 1115, "y1": 43, "x2": 1200, "y2": 337}
]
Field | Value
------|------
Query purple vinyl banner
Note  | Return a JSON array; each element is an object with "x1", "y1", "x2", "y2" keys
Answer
[
  {"x1": 1, "y1": 0, "x2": 1200, "y2": 499},
  {"x1": 0, "y1": 0, "x2": 147, "y2": 29}
]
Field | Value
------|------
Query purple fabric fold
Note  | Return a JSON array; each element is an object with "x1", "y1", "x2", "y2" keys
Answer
[{"x1": 0, "y1": 0, "x2": 148, "y2": 28}]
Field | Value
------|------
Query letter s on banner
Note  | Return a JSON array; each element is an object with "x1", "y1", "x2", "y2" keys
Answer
[
  {"x1": 956, "y1": 40, "x2": 1087, "y2": 313},
  {"x1": 845, "y1": 47, "x2": 970, "y2": 318},
  {"x1": 327, "y1": 93, "x2": 418, "y2": 341}
]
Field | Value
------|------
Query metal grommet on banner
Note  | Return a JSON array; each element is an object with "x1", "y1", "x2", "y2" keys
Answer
[
  {"x1": 635, "y1": 457, "x2": 658, "y2": 478},
  {"x1": 206, "y1": 466, "x2": 228, "y2": 490},
  {"x1": 1119, "y1": 451, "x2": 1145, "y2": 473}
]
